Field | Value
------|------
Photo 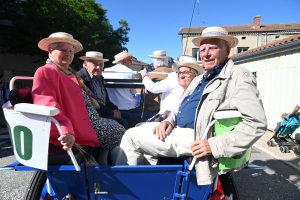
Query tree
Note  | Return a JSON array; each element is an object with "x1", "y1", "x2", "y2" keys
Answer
[{"x1": 0, "y1": 0, "x2": 130, "y2": 69}]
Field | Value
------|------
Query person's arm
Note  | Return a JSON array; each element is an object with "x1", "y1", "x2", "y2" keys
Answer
[
  {"x1": 32, "y1": 67, "x2": 75, "y2": 148},
  {"x1": 208, "y1": 69, "x2": 267, "y2": 159},
  {"x1": 291, "y1": 105, "x2": 300, "y2": 114},
  {"x1": 142, "y1": 75, "x2": 176, "y2": 94}
]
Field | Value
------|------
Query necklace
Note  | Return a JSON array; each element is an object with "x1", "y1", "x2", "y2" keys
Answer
[{"x1": 46, "y1": 59, "x2": 100, "y2": 111}]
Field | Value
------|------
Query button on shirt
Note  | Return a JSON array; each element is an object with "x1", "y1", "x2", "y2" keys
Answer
[{"x1": 177, "y1": 63, "x2": 226, "y2": 129}]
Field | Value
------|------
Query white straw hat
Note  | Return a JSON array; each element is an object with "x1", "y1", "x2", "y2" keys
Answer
[
  {"x1": 149, "y1": 50, "x2": 170, "y2": 58},
  {"x1": 112, "y1": 51, "x2": 133, "y2": 64},
  {"x1": 80, "y1": 51, "x2": 109, "y2": 62},
  {"x1": 172, "y1": 55, "x2": 204, "y2": 74},
  {"x1": 38, "y1": 32, "x2": 83, "y2": 53},
  {"x1": 192, "y1": 26, "x2": 239, "y2": 48}
]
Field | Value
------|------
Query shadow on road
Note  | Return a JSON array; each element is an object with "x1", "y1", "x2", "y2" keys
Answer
[{"x1": 233, "y1": 159, "x2": 300, "y2": 200}]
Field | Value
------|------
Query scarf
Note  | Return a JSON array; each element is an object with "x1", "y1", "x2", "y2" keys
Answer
[{"x1": 46, "y1": 59, "x2": 100, "y2": 110}]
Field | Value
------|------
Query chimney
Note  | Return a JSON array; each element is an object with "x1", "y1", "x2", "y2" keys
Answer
[{"x1": 254, "y1": 15, "x2": 261, "y2": 27}]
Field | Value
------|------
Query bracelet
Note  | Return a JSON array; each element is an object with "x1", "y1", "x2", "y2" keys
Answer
[{"x1": 142, "y1": 74, "x2": 148, "y2": 80}]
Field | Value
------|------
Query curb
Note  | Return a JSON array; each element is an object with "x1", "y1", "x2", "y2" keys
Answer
[{"x1": 253, "y1": 144, "x2": 300, "y2": 171}]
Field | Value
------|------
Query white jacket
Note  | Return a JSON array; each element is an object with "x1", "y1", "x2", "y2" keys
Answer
[
  {"x1": 143, "y1": 72, "x2": 184, "y2": 114},
  {"x1": 103, "y1": 64, "x2": 137, "y2": 110}
]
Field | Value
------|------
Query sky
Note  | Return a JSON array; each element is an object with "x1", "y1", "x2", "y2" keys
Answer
[{"x1": 97, "y1": 0, "x2": 300, "y2": 64}]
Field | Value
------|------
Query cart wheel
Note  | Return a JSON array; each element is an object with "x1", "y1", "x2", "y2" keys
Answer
[
  {"x1": 279, "y1": 146, "x2": 286, "y2": 153},
  {"x1": 267, "y1": 140, "x2": 273, "y2": 147},
  {"x1": 25, "y1": 171, "x2": 48, "y2": 200},
  {"x1": 283, "y1": 146, "x2": 289, "y2": 153}
]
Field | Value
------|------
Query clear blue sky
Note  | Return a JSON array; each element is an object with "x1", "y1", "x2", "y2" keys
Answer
[{"x1": 97, "y1": 0, "x2": 300, "y2": 64}]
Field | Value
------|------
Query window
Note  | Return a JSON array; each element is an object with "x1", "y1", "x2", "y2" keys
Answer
[
  {"x1": 192, "y1": 48, "x2": 200, "y2": 61},
  {"x1": 252, "y1": 72, "x2": 257, "y2": 77},
  {"x1": 241, "y1": 37, "x2": 246, "y2": 40},
  {"x1": 275, "y1": 35, "x2": 280, "y2": 39},
  {"x1": 237, "y1": 47, "x2": 249, "y2": 53}
]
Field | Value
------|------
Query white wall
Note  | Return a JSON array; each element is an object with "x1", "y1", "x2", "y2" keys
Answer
[{"x1": 236, "y1": 49, "x2": 300, "y2": 140}]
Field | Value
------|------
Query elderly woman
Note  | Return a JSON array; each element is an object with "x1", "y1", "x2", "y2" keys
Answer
[
  {"x1": 32, "y1": 32, "x2": 125, "y2": 165},
  {"x1": 140, "y1": 55, "x2": 204, "y2": 122}
]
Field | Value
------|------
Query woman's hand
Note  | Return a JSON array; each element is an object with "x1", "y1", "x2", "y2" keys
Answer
[
  {"x1": 58, "y1": 134, "x2": 75, "y2": 151},
  {"x1": 191, "y1": 140, "x2": 212, "y2": 158},
  {"x1": 153, "y1": 121, "x2": 173, "y2": 140}
]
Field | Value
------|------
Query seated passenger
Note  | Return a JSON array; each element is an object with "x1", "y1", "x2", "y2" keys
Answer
[
  {"x1": 102, "y1": 51, "x2": 138, "y2": 111},
  {"x1": 140, "y1": 50, "x2": 173, "y2": 113},
  {"x1": 77, "y1": 51, "x2": 132, "y2": 129},
  {"x1": 32, "y1": 32, "x2": 125, "y2": 165},
  {"x1": 103, "y1": 51, "x2": 154, "y2": 125},
  {"x1": 116, "y1": 27, "x2": 267, "y2": 186},
  {"x1": 140, "y1": 55, "x2": 204, "y2": 123},
  {"x1": 273, "y1": 113, "x2": 288, "y2": 136}
]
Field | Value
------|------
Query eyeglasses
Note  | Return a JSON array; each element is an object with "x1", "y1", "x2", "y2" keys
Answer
[{"x1": 176, "y1": 71, "x2": 196, "y2": 77}]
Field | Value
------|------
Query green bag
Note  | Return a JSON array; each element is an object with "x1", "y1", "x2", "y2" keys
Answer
[{"x1": 214, "y1": 117, "x2": 251, "y2": 170}]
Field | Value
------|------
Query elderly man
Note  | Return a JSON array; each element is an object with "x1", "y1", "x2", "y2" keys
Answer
[
  {"x1": 116, "y1": 26, "x2": 267, "y2": 185},
  {"x1": 77, "y1": 51, "x2": 132, "y2": 129},
  {"x1": 140, "y1": 50, "x2": 174, "y2": 112},
  {"x1": 102, "y1": 51, "x2": 138, "y2": 111}
]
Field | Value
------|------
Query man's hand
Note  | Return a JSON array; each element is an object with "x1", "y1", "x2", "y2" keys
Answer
[
  {"x1": 58, "y1": 134, "x2": 75, "y2": 151},
  {"x1": 153, "y1": 121, "x2": 173, "y2": 140},
  {"x1": 191, "y1": 139, "x2": 212, "y2": 158},
  {"x1": 113, "y1": 109, "x2": 121, "y2": 118}
]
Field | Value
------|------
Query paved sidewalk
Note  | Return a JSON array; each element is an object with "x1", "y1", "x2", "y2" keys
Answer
[{"x1": 254, "y1": 130, "x2": 300, "y2": 170}]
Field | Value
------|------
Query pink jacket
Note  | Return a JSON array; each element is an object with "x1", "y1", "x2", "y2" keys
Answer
[{"x1": 32, "y1": 64, "x2": 99, "y2": 147}]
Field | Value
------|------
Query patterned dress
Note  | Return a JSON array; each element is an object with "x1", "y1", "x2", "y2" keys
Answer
[{"x1": 82, "y1": 89, "x2": 125, "y2": 150}]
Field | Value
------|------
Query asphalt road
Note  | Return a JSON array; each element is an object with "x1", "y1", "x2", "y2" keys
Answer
[{"x1": 0, "y1": 134, "x2": 300, "y2": 200}]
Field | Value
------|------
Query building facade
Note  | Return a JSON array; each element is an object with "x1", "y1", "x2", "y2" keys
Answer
[{"x1": 179, "y1": 16, "x2": 300, "y2": 61}]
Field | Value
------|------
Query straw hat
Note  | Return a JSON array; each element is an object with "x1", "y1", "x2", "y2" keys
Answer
[
  {"x1": 38, "y1": 32, "x2": 83, "y2": 53},
  {"x1": 112, "y1": 51, "x2": 133, "y2": 64},
  {"x1": 149, "y1": 50, "x2": 169, "y2": 58},
  {"x1": 192, "y1": 26, "x2": 239, "y2": 48},
  {"x1": 172, "y1": 55, "x2": 204, "y2": 74},
  {"x1": 80, "y1": 51, "x2": 109, "y2": 62}
]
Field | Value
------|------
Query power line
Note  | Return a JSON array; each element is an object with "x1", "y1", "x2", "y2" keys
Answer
[{"x1": 183, "y1": 0, "x2": 198, "y2": 55}]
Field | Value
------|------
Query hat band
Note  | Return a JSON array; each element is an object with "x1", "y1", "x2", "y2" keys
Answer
[{"x1": 202, "y1": 31, "x2": 226, "y2": 36}]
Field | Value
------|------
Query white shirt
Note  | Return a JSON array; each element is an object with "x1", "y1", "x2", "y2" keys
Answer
[
  {"x1": 103, "y1": 64, "x2": 138, "y2": 110},
  {"x1": 143, "y1": 72, "x2": 184, "y2": 114}
]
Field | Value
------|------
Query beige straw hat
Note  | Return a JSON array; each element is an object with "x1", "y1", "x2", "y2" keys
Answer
[
  {"x1": 172, "y1": 55, "x2": 204, "y2": 74},
  {"x1": 192, "y1": 26, "x2": 239, "y2": 48},
  {"x1": 80, "y1": 51, "x2": 109, "y2": 62},
  {"x1": 38, "y1": 32, "x2": 83, "y2": 53},
  {"x1": 112, "y1": 51, "x2": 133, "y2": 64},
  {"x1": 149, "y1": 50, "x2": 170, "y2": 58}
]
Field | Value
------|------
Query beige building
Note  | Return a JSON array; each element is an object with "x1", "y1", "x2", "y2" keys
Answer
[{"x1": 179, "y1": 16, "x2": 300, "y2": 61}]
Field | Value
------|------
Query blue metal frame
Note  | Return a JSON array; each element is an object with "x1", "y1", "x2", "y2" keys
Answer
[{"x1": 2, "y1": 160, "x2": 214, "y2": 200}]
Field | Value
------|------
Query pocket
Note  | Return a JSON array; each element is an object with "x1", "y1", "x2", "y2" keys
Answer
[{"x1": 208, "y1": 92, "x2": 225, "y2": 101}]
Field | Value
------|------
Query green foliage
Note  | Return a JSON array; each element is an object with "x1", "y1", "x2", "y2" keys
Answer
[{"x1": 0, "y1": 0, "x2": 130, "y2": 69}]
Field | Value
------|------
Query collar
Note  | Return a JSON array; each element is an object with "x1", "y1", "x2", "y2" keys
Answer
[
  {"x1": 203, "y1": 59, "x2": 228, "y2": 79},
  {"x1": 86, "y1": 68, "x2": 100, "y2": 80}
]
